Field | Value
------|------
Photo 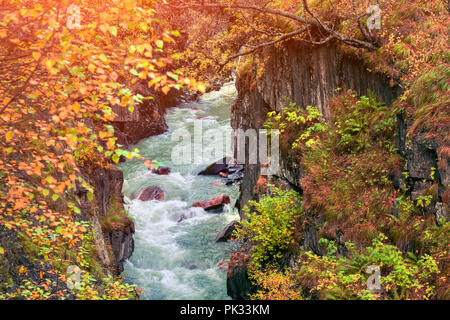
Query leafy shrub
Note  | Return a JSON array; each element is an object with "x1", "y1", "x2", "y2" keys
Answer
[
  {"x1": 333, "y1": 91, "x2": 396, "y2": 153},
  {"x1": 296, "y1": 234, "x2": 440, "y2": 300},
  {"x1": 235, "y1": 187, "x2": 302, "y2": 270},
  {"x1": 250, "y1": 266, "x2": 303, "y2": 300}
]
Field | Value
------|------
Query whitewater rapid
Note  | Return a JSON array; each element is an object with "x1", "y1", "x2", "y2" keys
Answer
[{"x1": 119, "y1": 83, "x2": 240, "y2": 300}]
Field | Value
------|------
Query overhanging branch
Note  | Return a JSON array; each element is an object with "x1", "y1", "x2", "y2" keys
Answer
[{"x1": 170, "y1": 1, "x2": 380, "y2": 69}]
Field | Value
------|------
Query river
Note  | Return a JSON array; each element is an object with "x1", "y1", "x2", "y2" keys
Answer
[{"x1": 118, "y1": 82, "x2": 240, "y2": 300}]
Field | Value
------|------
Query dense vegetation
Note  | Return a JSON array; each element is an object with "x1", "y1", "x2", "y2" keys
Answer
[
  {"x1": 238, "y1": 92, "x2": 448, "y2": 300},
  {"x1": 0, "y1": 0, "x2": 202, "y2": 300}
]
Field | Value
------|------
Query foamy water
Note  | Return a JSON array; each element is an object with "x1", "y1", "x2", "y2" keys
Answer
[{"x1": 118, "y1": 83, "x2": 240, "y2": 300}]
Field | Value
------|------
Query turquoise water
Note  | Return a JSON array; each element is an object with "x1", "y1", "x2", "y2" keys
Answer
[{"x1": 118, "y1": 83, "x2": 240, "y2": 300}]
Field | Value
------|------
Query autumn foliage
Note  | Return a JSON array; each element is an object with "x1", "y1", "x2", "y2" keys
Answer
[{"x1": 0, "y1": 0, "x2": 204, "y2": 299}]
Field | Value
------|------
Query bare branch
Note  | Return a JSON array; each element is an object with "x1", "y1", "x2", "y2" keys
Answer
[
  {"x1": 301, "y1": 0, "x2": 378, "y2": 50},
  {"x1": 351, "y1": 0, "x2": 373, "y2": 42},
  {"x1": 171, "y1": 0, "x2": 379, "y2": 70},
  {"x1": 219, "y1": 26, "x2": 310, "y2": 70}
]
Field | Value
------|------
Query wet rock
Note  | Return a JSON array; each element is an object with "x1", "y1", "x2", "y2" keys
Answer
[
  {"x1": 215, "y1": 221, "x2": 240, "y2": 242},
  {"x1": 199, "y1": 157, "x2": 244, "y2": 180},
  {"x1": 227, "y1": 244, "x2": 254, "y2": 300},
  {"x1": 406, "y1": 135, "x2": 438, "y2": 181},
  {"x1": 137, "y1": 186, "x2": 165, "y2": 201},
  {"x1": 225, "y1": 171, "x2": 244, "y2": 186},
  {"x1": 192, "y1": 195, "x2": 231, "y2": 212},
  {"x1": 107, "y1": 226, "x2": 135, "y2": 274},
  {"x1": 151, "y1": 166, "x2": 171, "y2": 175},
  {"x1": 199, "y1": 157, "x2": 231, "y2": 175}
]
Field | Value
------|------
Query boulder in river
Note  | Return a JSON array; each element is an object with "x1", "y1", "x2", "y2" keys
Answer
[
  {"x1": 225, "y1": 171, "x2": 244, "y2": 186},
  {"x1": 198, "y1": 157, "x2": 230, "y2": 175},
  {"x1": 198, "y1": 157, "x2": 244, "y2": 178},
  {"x1": 192, "y1": 195, "x2": 230, "y2": 212},
  {"x1": 151, "y1": 166, "x2": 171, "y2": 175},
  {"x1": 136, "y1": 186, "x2": 165, "y2": 201},
  {"x1": 215, "y1": 220, "x2": 240, "y2": 242}
]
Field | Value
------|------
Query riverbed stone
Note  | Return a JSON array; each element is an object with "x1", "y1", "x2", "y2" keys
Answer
[
  {"x1": 151, "y1": 166, "x2": 171, "y2": 175},
  {"x1": 215, "y1": 220, "x2": 240, "y2": 242},
  {"x1": 137, "y1": 186, "x2": 165, "y2": 201},
  {"x1": 192, "y1": 195, "x2": 230, "y2": 212}
]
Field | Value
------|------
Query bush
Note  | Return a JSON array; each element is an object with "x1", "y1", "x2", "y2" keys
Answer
[
  {"x1": 296, "y1": 234, "x2": 440, "y2": 300},
  {"x1": 235, "y1": 187, "x2": 302, "y2": 270}
]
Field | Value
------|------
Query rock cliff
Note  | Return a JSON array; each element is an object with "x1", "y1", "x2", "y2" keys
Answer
[{"x1": 227, "y1": 40, "x2": 448, "y2": 299}]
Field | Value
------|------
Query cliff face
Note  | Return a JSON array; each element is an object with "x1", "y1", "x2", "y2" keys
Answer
[
  {"x1": 78, "y1": 164, "x2": 134, "y2": 275},
  {"x1": 0, "y1": 83, "x2": 185, "y2": 298},
  {"x1": 232, "y1": 40, "x2": 403, "y2": 216},
  {"x1": 112, "y1": 84, "x2": 188, "y2": 146},
  {"x1": 228, "y1": 40, "x2": 448, "y2": 299}
]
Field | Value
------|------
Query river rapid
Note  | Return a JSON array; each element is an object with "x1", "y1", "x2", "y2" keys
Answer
[{"x1": 118, "y1": 82, "x2": 241, "y2": 300}]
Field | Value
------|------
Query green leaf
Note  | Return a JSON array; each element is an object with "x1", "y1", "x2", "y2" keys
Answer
[
  {"x1": 52, "y1": 194, "x2": 59, "y2": 201},
  {"x1": 99, "y1": 54, "x2": 107, "y2": 63},
  {"x1": 6, "y1": 131, "x2": 14, "y2": 142},
  {"x1": 156, "y1": 40, "x2": 164, "y2": 49},
  {"x1": 112, "y1": 154, "x2": 120, "y2": 163},
  {"x1": 109, "y1": 26, "x2": 117, "y2": 37}
]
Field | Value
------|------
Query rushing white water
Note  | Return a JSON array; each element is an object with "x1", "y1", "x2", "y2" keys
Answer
[{"x1": 118, "y1": 82, "x2": 241, "y2": 300}]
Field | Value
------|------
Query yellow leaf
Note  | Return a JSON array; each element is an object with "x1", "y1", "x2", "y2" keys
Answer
[
  {"x1": 72, "y1": 103, "x2": 80, "y2": 113},
  {"x1": 5, "y1": 131, "x2": 13, "y2": 142},
  {"x1": 32, "y1": 51, "x2": 41, "y2": 61},
  {"x1": 161, "y1": 86, "x2": 170, "y2": 95},
  {"x1": 88, "y1": 64, "x2": 96, "y2": 73},
  {"x1": 45, "y1": 59, "x2": 55, "y2": 69},
  {"x1": 197, "y1": 83, "x2": 206, "y2": 94}
]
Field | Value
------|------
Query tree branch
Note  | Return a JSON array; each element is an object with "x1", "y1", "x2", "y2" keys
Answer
[
  {"x1": 219, "y1": 26, "x2": 310, "y2": 70},
  {"x1": 171, "y1": 0, "x2": 380, "y2": 70}
]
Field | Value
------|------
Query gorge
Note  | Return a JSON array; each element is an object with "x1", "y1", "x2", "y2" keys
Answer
[
  {"x1": 106, "y1": 40, "x2": 447, "y2": 300},
  {"x1": 1, "y1": 0, "x2": 448, "y2": 301}
]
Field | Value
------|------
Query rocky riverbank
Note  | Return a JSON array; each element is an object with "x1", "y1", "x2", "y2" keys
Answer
[{"x1": 226, "y1": 40, "x2": 449, "y2": 299}]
